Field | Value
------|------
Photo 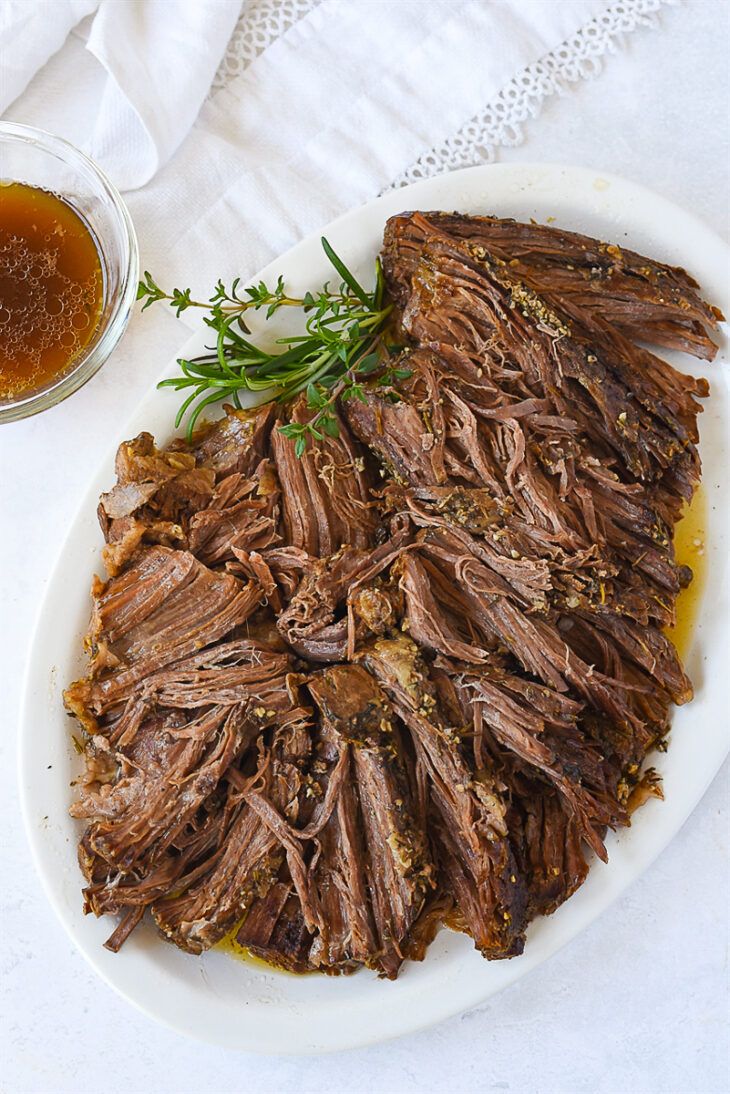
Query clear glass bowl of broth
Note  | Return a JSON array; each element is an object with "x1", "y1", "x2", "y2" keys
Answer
[{"x1": 0, "y1": 122, "x2": 138, "y2": 422}]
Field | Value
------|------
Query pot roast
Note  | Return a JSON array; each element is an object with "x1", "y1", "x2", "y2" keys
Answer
[{"x1": 64, "y1": 211, "x2": 721, "y2": 977}]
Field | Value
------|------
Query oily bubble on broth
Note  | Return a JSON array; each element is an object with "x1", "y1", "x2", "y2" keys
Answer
[{"x1": 0, "y1": 233, "x2": 96, "y2": 368}]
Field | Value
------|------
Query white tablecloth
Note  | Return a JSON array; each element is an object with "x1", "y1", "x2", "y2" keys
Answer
[{"x1": 2, "y1": 2, "x2": 728, "y2": 1092}]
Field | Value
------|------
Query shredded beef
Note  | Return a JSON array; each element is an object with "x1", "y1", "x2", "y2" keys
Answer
[{"x1": 65, "y1": 210, "x2": 718, "y2": 976}]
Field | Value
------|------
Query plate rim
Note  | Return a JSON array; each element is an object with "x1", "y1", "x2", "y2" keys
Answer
[{"x1": 18, "y1": 161, "x2": 730, "y2": 1054}]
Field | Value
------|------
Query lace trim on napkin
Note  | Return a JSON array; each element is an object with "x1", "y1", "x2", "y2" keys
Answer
[
  {"x1": 212, "y1": 0, "x2": 322, "y2": 92},
  {"x1": 390, "y1": 0, "x2": 672, "y2": 189}
]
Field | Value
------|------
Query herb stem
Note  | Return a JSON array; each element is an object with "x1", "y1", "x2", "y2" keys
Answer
[{"x1": 138, "y1": 240, "x2": 406, "y2": 449}]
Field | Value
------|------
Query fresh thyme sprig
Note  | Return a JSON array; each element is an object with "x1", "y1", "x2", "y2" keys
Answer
[
  {"x1": 137, "y1": 238, "x2": 408, "y2": 450},
  {"x1": 137, "y1": 270, "x2": 300, "y2": 320}
]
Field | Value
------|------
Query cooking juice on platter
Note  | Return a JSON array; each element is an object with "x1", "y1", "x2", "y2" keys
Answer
[{"x1": 0, "y1": 182, "x2": 103, "y2": 399}]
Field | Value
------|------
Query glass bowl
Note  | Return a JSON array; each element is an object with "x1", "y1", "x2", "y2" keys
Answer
[{"x1": 0, "y1": 122, "x2": 138, "y2": 422}]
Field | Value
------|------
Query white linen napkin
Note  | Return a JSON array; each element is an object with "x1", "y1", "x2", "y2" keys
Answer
[{"x1": 0, "y1": 0, "x2": 241, "y2": 189}]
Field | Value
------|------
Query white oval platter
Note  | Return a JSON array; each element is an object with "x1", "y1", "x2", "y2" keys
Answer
[{"x1": 19, "y1": 164, "x2": 730, "y2": 1054}]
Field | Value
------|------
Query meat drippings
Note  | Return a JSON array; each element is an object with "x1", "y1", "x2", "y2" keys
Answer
[
  {"x1": 0, "y1": 182, "x2": 103, "y2": 399},
  {"x1": 665, "y1": 487, "x2": 707, "y2": 660}
]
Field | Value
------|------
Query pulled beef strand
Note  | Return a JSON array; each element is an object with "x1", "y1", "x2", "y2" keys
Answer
[{"x1": 64, "y1": 210, "x2": 718, "y2": 975}]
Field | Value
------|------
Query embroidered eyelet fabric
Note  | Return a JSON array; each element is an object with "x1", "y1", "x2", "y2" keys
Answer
[
  {"x1": 211, "y1": 0, "x2": 323, "y2": 91},
  {"x1": 391, "y1": 0, "x2": 670, "y2": 187}
]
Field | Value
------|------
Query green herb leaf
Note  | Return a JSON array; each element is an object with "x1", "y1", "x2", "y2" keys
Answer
[
  {"x1": 320, "y1": 416, "x2": 340, "y2": 438},
  {"x1": 320, "y1": 237, "x2": 372, "y2": 308},
  {"x1": 356, "y1": 353, "x2": 380, "y2": 375},
  {"x1": 137, "y1": 271, "x2": 166, "y2": 311}
]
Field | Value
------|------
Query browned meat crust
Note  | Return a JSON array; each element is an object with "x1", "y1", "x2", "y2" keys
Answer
[{"x1": 64, "y1": 210, "x2": 718, "y2": 975}]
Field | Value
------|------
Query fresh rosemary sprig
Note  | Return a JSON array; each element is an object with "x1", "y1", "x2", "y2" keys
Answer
[{"x1": 137, "y1": 238, "x2": 408, "y2": 450}]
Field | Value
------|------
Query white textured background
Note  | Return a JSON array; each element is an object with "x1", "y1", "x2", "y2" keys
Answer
[{"x1": 2, "y1": 2, "x2": 728, "y2": 1092}]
